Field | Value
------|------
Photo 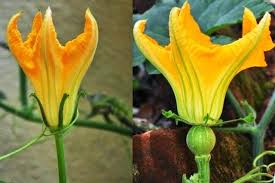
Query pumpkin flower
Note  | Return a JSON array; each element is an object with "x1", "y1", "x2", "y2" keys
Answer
[
  {"x1": 133, "y1": 2, "x2": 273, "y2": 126},
  {"x1": 7, "y1": 7, "x2": 98, "y2": 128}
]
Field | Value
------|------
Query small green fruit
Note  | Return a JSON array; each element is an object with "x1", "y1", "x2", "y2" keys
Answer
[{"x1": 186, "y1": 126, "x2": 216, "y2": 156}]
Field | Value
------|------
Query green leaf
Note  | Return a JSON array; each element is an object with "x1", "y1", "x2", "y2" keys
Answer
[
  {"x1": 242, "y1": 113, "x2": 255, "y2": 123},
  {"x1": 211, "y1": 35, "x2": 234, "y2": 45},
  {"x1": 0, "y1": 181, "x2": 7, "y2": 183},
  {"x1": 145, "y1": 62, "x2": 160, "y2": 74},
  {"x1": 133, "y1": 41, "x2": 145, "y2": 66},
  {"x1": 133, "y1": 0, "x2": 273, "y2": 72},
  {"x1": 133, "y1": 0, "x2": 176, "y2": 68},
  {"x1": 136, "y1": 0, "x2": 273, "y2": 35}
]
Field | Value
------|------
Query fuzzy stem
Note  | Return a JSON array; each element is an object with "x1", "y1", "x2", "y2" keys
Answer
[
  {"x1": 55, "y1": 133, "x2": 67, "y2": 183},
  {"x1": 0, "y1": 100, "x2": 132, "y2": 137},
  {"x1": 19, "y1": 67, "x2": 28, "y2": 107},
  {"x1": 251, "y1": 131, "x2": 265, "y2": 163},
  {"x1": 258, "y1": 91, "x2": 275, "y2": 133},
  {"x1": 195, "y1": 155, "x2": 211, "y2": 183},
  {"x1": 226, "y1": 90, "x2": 245, "y2": 118},
  {"x1": 252, "y1": 91, "x2": 275, "y2": 160}
]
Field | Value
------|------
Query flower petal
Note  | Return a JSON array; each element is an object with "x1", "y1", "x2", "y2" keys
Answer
[
  {"x1": 242, "y1": 8, "x2": 257, "y2": 36},
  {"x1": 169, "y1": 4, "x2": 209, "y2": 122},
  {"x1": 61, "y1": 8, "x2": 98, "y2": 125},
  {"x1": 208, "y1": 12, "x2": 273, "y2": 119},
  {"x1": 39, "y1": 7, "x2": 65, "y2": 126},
  {"x1": 24, "y1": 12, "x2": 43, "y2": 49},
  {"x1": 6, "y1": 13, "x2": 35, "y2": 72},
  {"x1": 133, "y1": 19, "x2": 188, "y2": 119},
  {"x1": 238, "y1": 9, "x2": 273, "y2": 71}
]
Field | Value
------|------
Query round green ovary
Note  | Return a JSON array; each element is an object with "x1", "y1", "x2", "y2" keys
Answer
[{"x1": 186, "y1": 126, "x2": 216, "y2": 156}]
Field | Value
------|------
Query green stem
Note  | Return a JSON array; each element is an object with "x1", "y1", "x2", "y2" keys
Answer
[
  {"x1": 19, "y1": 67, "x2": 28, "y2": 107},
  {"x1": 55, "y1": 133, "x2": 67, "y2": 183},
  {"x1": 251, "y1": 91, "x2": 275, "y2": 160},
  {"x1": 215, "y1": 126, "x2": 255, "y2": 134},
  {"x1": 0, "y1": 100, "x2": 132, "y2": 137},
  {"x1": 251, "y1": 131, "x2": 264, "y2": 163},
  {"x1": 258, "y1": 91, "x2": 275, "y2": 133},
  {"x1": 195, "y1": 155, "x2": 211, "y2": 183},
  {"x1": 226, "y1": 90, "x2": 245, "y2": 118}
]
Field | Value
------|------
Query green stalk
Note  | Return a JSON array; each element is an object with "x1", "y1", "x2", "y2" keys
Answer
[
  {"x1": 54, "y1": 133, "x2": 67, "y2": 183},
  {"x1": 252, "y1": 91, "x2": 275, "y2": 159},
  {"x1": 19, "y1": 67, "x2": 28, "y2": 107},
  {"x1": 251, "y1": 131, "x2": 264, "y2": 163},
  {"x1": 257, "y1": 91, "x2": 275, "y2": 132},
  {"x1": 226, "y1": 90, "x2": 245, "y2": 118},
  {"x1": 0, "y1": 100, "x2": 132, "y2": 137},
  {"x1": 195, "y1": 155, "x2": 211, "y2": 183}
]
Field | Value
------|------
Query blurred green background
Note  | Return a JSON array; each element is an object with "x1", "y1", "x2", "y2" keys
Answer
[{"x1": 0, "y1": 0, "x2": 132, "y2": 182}]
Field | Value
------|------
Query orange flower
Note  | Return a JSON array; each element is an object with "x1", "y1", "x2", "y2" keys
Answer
[
  {"x1": 7, "y1": 7, "x2": 98, "y2": 128},
  {"x1": 134, "y1": 2, "x2": 273, "y2": 125}
]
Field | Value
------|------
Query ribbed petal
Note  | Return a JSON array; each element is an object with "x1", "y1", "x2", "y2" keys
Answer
[
  {"x1": 61, "y1": 8, "x2": 98, "y2": 125},
  {"x1": 133, "y1": 20, "x2": 187, "y2": 120},
  {"x1": 39, "y1": 7, "x2": 64, "y2": 127},
  {"x1": 7, "y1": 13, "x2": 36, "y2": 74}
]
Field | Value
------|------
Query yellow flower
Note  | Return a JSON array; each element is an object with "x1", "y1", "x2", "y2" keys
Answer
[
  {"x1": 7, "y1": 7, "x2": 98, "y2": 128},
  {"x1": 133, "y1": 2, "x2": 273, "y2": 125}
]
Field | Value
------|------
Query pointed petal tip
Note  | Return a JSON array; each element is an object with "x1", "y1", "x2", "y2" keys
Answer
[
  {"x1": 258, "y1": 11, "x2": 271, "y2": 27},
  {"x1": 183, "y1": 0, "x2": 189, "y2": 6},
  {"x1": 45, "y1": 6, "x2": 52, "y2": 17},
  {"x1": 34, "y1": 11, "x2": 43, "y2": 21},
  {"x1": 86, "y1": 8, "x2": 91, "y2": 15},
  {"x1": 182, "y1": 0, "x2": 190, "y2": 10},
  {"x1": 85, "y1": 8, "x2": 97, "y2": 24},
  {"x1": 14, "y1": 12, "x2": 22, "y2": 18},
  {"x1": 84, "y1": 8, "x2": 98, "y2": 34},
  {"x1": 7, "y1": 12, "x2": 22, "y2": 28},
  {"x1": 85, "y1": 8, "x2": 93, "y2": 19},
  {"x1": 134, "y1": 20, "x2": 147, "y2": 33},
  {"x1": 243, "y1": 7, "x2": 256, "y2": 18}
]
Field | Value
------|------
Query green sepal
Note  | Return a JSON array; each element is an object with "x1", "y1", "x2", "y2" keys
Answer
[
  {"x1": 30, "y1": 93, "x2": 49, "y2": 127},
  {"x1": 182, "y1": 173, "x2": 199, "y2": 183},
  {"x1": 72, "y1": 90, "x2": 87, "y2": 123},
  {"x1": 58, "y1": 93, "x2": 70, "y2": 128},
  {"x1": 162, "y1": 110, "x2": 193, "y2": 125},
  {"x1": 57, "y1": 91, "x2": 86, "y2": 129},
  {"x1": 202, "y1": 114, "x2": 219, "y2": 125},
  {"x1": 241, "y1": 113, "x2": 255, "y2": 123},
  {"x1": 241, "y1": 101, "x2": 257, "y2": 123}
]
